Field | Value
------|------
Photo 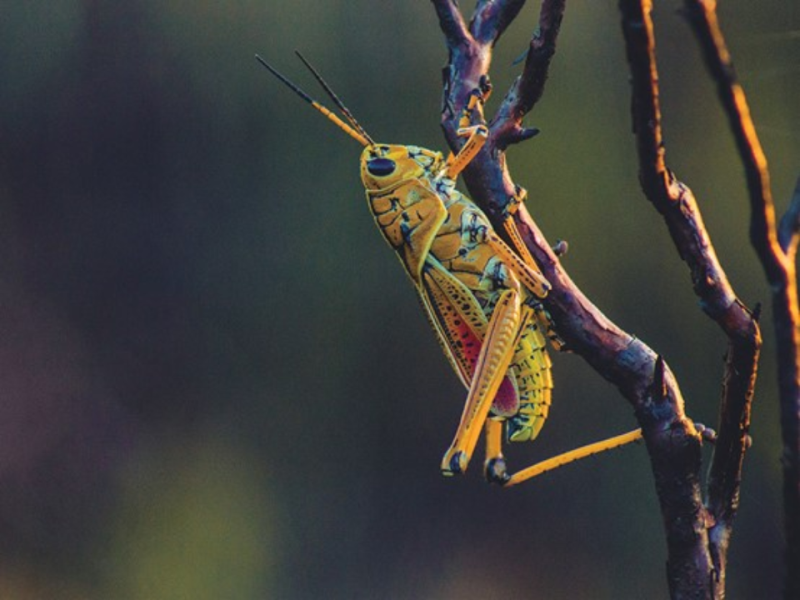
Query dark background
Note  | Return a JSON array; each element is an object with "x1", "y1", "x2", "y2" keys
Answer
[{"x1": 1, "y1": 1, "x2": 797, "y2": 598}]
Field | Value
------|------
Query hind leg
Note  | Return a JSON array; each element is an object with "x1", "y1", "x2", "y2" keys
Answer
[
  {"x1": 502, "y1": 429, "x2": 643, "y2": 486},
  {"x1": 483, "y1": 418, "x2": 510, "y2": 484}
]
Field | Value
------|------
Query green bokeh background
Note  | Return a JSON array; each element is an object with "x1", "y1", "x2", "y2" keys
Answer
[{"x1": 1, "y1": 1, "x2": 797, "y2": 598}]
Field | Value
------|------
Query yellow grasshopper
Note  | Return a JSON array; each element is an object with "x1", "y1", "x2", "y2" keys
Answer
[{"x1": 258, "y1": 53, "x2": 641, "y2": 486}]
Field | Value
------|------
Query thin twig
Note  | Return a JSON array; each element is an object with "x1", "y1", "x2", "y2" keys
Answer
[
  {"x1": 491, "y1": 0, "x2": 565, "y2": 148},
  {"x1": 517, "y1": 0, "x2": 566, "y2": 116}
]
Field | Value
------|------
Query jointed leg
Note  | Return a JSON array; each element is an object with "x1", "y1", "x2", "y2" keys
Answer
[
  {"x1": 444, "y1": 124, "x2": 489, "y2": 180},
  {"x1": 443, "y1": 90, "x2": 490, "y2": 180},
  {"x1": 436, "y1": 90, "x2": 642, "y2": 485},
  {"x1": 500, "y1": 187, "x2": 566, "y2": 350},
  {"x1": 483, "y1": 418, "x2": 510, "y2": 484},
  {"x1": 503, "y1": 429, "x2": 643, "y2": 486},
  {"x1": 483, "y1": 420, "x2": 643, "y2": 486},
  {"x1": 501, "y1": 187, "x2": 541, "y2": 271},
  {"x1": 482, "y1": 401, "x2": 643, "y2": 486},
  {"x1": 486, "y1": 231, "x2": 550, "y2": 298},
  {"x1": 441, "y1": 287, "x2": 523, "y2": 476}
]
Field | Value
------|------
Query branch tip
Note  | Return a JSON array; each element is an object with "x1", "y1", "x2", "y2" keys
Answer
[{"x1": 432, "y1": 0, "x2": 471, "y2": 47}]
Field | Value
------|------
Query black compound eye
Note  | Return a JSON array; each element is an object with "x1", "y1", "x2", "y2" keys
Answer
[{"x1": 367, "y1": 158, "x2": 396, "y2": 177}]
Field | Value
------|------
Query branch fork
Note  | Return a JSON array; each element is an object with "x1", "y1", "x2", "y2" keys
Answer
[{"x1": 431, "y1": 0, "x2": 770, "y2": 597}]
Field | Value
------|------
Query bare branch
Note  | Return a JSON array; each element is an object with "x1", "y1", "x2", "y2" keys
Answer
[
  {"x1": 433, "y1": 2, "x2": 490, "y2": 155},
  {"x1": 492, "y1": 0, "x2": 566, "y2": 148},
  {"x1": 683, "y1": 0, "x2": 784, "y2": 284},
  {"x1": 683, "y1": 1, "x2": 800, "y2": 595},
  {"x1": 512, "y1": 178, "x2": 715, "y2": 600},
  {"x1": 514, "y1": 205, "x2": 721, "y2": 600},
  {"x1": 620, "y1": 0, "x2": 666, "y2": 186},
  {"x1": 431, "y1": 0, "x2": 471, "y2": 47},
  {"x1": 517, "y1": 0, "x2": 566, "y2": 116}
]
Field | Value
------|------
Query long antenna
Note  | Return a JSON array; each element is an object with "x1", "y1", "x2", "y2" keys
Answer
[
  {"x1": 255, "y1": 54, "x2": 371, "y2": 147},
  {"x1": 294, "y1": 51, "x2": 375, "y2": 146}
]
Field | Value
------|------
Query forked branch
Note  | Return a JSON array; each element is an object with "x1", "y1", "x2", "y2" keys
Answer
[
  {"x1": 620, "y1": 0, "x2": 761, "y2": 592},
  {"x1": 683, "y1": 1, "x2": 800, "y2": 596},
  {"x1": 432, "y1": 1, "x2": 717, "y2": 596}
]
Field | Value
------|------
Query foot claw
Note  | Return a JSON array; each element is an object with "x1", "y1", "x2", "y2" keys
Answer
[
  {"x1": 484, "y1": 457, "x2": 510, "y2": 485},
  {"x1": 441, "y1": 450, "x2": 469, "y2": 476}
]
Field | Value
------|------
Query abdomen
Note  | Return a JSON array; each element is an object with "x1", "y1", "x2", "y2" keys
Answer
[{"x1": 506, "y1": 312, "x2": 553, "y2": 443}]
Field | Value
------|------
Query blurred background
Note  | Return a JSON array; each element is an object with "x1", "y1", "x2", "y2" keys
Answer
[{"x1": 0, "y1": 1, "x2": 797, "y2": 598}]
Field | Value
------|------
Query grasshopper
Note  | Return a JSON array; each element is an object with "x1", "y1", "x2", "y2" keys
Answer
[{"x1": 258, "y1": 53, "x2": 642, "y2": 486}]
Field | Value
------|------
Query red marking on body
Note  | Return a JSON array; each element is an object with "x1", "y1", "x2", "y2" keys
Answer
[
  {"x1": 452, "y1": 319, "x2": 519, "y2": 417},
  {"x1": 492, "y1": 376, "x2": 519, "y2": 417}
]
